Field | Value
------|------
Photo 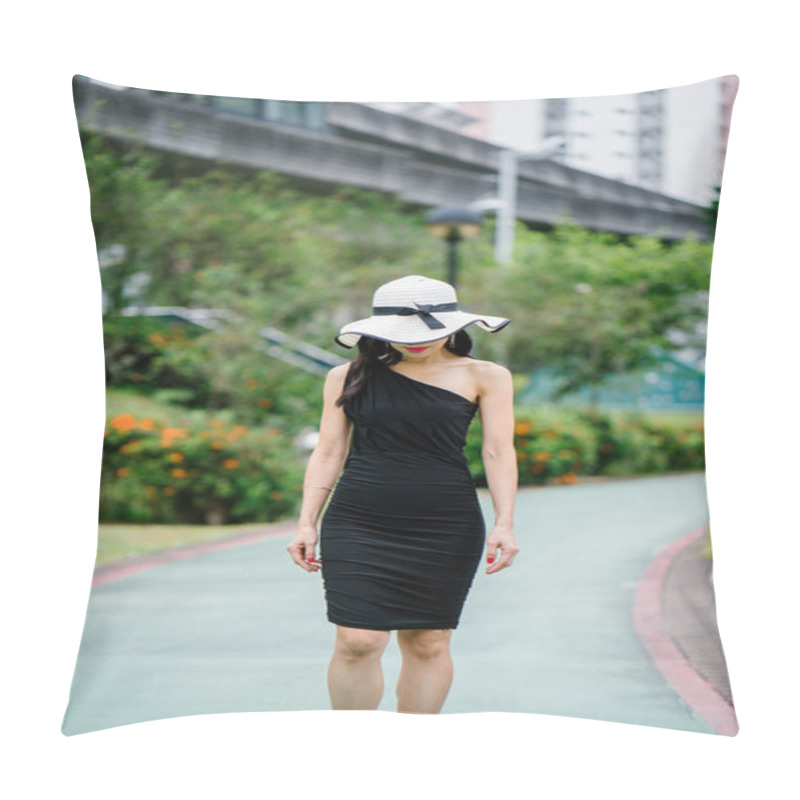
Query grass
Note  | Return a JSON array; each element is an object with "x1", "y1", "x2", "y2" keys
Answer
[
  {"x1": 105, "y1": 388, "x2": 185, "y2": 423},
  {"x1": 701, "y1": 526, "x2": 713, "y2": 559},
  {"x1": 96, "y1": 519, "x2": 294, "y2": 567}
]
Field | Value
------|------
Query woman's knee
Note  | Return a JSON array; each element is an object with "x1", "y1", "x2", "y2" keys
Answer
[
  {"x1": 335, "y1": 626, "x2": 390, "y2": 660},
  {"x1": 397, "y1": 629, "x2": 452, "y2": 660}
]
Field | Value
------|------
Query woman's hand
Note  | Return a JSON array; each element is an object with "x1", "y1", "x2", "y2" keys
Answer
[
  {"x1": 287, "y1": 523, "x2": 321, "y2": 572},
  {"x1": 485, "y1": 524, "x2": 519, "y2": 574}
]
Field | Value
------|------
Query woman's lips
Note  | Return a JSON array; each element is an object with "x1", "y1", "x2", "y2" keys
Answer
[{"x1": 405, "y1": 346, "x2": 428, "y2": 352}]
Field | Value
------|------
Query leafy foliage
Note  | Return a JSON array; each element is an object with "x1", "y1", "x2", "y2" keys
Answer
[
  {"x1": 481, "y1": 222, "x2": 712, "y2": 397},
  {"x1": 78, "y1": 130, "x2": 711, "y2": 522}
]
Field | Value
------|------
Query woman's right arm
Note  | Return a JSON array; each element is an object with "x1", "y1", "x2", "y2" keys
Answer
[{"x1": 287, "y1": 364, "x2": 353, "y2": 572}]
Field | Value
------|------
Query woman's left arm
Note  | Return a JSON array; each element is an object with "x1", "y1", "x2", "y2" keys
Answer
[{"x1": 477, "y1": 363, "x2": 519, "y2": 574}]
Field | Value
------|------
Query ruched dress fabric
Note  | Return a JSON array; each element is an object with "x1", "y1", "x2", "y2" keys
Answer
[{"x1": 319, "y1": 361, "x2": 486, "y2": 631}]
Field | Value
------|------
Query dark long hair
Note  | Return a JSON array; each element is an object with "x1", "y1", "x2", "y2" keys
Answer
[{"x1": 335, "y1": 329, "x2": 476, "y2": 409}]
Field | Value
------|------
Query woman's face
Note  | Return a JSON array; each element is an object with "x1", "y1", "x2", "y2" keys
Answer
[{"x1": 387, "y1": 335, "x2": 450, "y2": 360}]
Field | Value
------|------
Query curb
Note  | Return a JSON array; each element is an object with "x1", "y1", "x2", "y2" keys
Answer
[
  {"x1": 633, "y1": 525, "x2": 739, "y2": 736},
  {"x1": 91, "y1": 521, "x2": 297, "y2": 587}
]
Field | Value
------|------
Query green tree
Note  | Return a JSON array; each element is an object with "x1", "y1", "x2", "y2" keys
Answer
[
  {"x1": 80, "y1": 131, "x2": 460, "y2": 424},
  {"x1": 485, "y1": 223, "x2": 712, "y2": 405},
  {"x1": 79, "y1": 131, "x2": 166, "y2": 313},
  {"x1": 80, "y1": 130, "x2": 713, "y2": 417}
]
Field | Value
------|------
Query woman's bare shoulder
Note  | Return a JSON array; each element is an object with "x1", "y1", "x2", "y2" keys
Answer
[
  {"x1": 325, "y1": 362, "x2": 353, "y2": 393},
  {"x1": 468, "y1": 358, "x2": 511, "y2": 377},
  {"x1": 328, "y1": 363, "x2": 352, "y2": 379},
  {"x1": 468, "y1": 359, "x2": 512, "y2": 393}
]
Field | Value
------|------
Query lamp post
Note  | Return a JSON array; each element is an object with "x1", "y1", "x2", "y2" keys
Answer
[
  {"x1": 494, "y1": 137, "x2": 566, "y2": 265},
  {"x1": 423, "y1": 206, "x2": 483, "y2": 289}
]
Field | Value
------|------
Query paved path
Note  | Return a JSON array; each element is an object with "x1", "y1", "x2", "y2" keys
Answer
[{"x1": 62, "y1": 473, "x2": 720, "y2": 736}]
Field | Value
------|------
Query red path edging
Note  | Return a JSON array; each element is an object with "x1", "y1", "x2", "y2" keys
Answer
[
  {"x1": 633, "y1": 525, "x2": 739, "y2": 736},
  {"x1": 91, "y1": 522, "x2": 297, "y2": 588}
]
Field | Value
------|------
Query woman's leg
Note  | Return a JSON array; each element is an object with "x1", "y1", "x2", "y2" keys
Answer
[
  {"x1": 395, "y1": 628, "x2": 454, "y2": 714},
  {"x1": 328, "y1": 626, "x2": 391, "y2": 710}
]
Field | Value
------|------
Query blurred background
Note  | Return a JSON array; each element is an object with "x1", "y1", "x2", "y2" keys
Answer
[{"x1": 72, "y1": 74, "x2": 734, "y2": 558}]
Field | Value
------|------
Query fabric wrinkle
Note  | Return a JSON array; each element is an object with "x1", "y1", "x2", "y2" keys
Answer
[{"x1": 319, "y1": 360, "x2": 486, "y2": 631}]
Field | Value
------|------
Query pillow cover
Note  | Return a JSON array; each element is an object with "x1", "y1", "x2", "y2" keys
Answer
[{"x1": 61, "y1": 74, "x2": 739, "y2": 736}]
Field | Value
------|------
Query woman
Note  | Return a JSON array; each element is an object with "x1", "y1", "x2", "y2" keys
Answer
[{"x1": 287, "y1": 274, "x2": 519, "y2": 714}]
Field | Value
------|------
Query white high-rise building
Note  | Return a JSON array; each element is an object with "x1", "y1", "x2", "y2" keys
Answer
[{"x1": 370, "y1": 77, "x2": 736, "y2": 206}]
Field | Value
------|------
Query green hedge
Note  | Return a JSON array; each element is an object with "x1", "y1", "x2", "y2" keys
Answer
[
  {"x1": 101, "y1": 405, "x2": 705, "y2": 523},
  {"x1": 465, "y1": 407, "x2": 704, "y2": 487}
]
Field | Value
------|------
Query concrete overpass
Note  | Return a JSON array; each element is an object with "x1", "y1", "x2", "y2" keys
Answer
[{"x1": 72, "y1": 75, "x2": 711, "y2": 241}]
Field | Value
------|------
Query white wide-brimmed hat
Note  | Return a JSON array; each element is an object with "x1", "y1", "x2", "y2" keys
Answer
[{"x1": 335, "y1": 275, "x2": 511, "y2": 348}]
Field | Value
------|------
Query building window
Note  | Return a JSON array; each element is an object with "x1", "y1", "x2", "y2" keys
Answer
[
  {"x1": 263, "y1": 99, "x2": 326, "y2": 131},
  {"x1": 209, "y1": 96, "x2": 261, "y2": 116},
  {"x1": 156, "y1": 91, "x2": 327, "y2": 132},
  {"x1": 161, "y1": 92, "x2": 211, "y2": 106}
]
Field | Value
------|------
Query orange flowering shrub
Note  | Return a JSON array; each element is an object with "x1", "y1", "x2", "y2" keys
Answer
[
  {"x1": 466, "y1": 409, "x2": 598, "y2": 487},
  {"x1": 100, "y1": 412, "x2": 304, "y2": 524},
  {"x1": 109, "y1": 414, "x2": 137, "y2": 433}
]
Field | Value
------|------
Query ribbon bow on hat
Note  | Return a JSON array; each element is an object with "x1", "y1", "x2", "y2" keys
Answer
[
  {"x1": 335, "y1": 274, "x2": 510, "y2": 349},
  {"x1": 372, "y1": 300, "x2": 459, "y2": 330}
]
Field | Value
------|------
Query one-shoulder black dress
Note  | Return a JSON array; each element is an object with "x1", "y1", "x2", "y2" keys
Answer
[{"x1": 319, "y1": 360, "x2": 486, "y2": 631}]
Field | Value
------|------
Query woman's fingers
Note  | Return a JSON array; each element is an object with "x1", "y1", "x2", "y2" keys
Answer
[
  {"x1": 287, "y1": 545, "x2": 308, "y2": 571},
  {"x1": 306, "y1": 549, "x2": 321, "y2": 572},
  {"x1": 486, "y1": 550, "x2": 507, "y2": 573},
  {"x1": 303, "y1": 540, "x2": 321, "y2": 571},
  {"x1": 486, "y1": 543, "x2": 519, "y2": 574},
  {"x1": 287, "y1": 539, "x2": 320, "y2": 572}
]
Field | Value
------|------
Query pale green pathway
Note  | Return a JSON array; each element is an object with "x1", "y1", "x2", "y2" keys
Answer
[{"x1": 61, "y1": 473, "x2": 714, "y2": 736}]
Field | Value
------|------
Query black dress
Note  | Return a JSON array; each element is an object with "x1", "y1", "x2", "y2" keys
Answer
[{"x1": 319, "y1": 360, "x2": 486, "y2": 631}]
